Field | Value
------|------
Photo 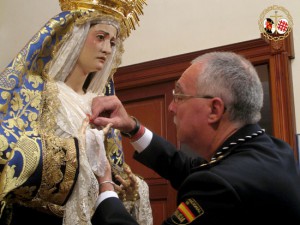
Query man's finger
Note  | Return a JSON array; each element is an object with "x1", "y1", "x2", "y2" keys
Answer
[
  {"x1": 92, "y1": 117, "x2": 114, "y2": 127},
  {"x1": 91, "y1": 96, "x2": 110, "y2": 120}
]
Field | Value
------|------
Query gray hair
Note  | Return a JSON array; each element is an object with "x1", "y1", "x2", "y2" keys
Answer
[{"x1": 192, "y1": 51, "x2": 263, "y2": 125}]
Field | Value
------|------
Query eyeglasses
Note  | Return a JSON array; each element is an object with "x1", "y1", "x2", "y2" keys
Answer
[{"x1": 172, "y1": 89, "x2": 214, "y2": 103}]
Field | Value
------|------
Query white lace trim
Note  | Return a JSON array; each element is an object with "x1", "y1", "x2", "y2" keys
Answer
[
  {"x1": 54, "y1": 81, "x2": 153, "y2": 225},
  {"x1": 55, "y1": 82, "x2": 107, "y2": 225}
]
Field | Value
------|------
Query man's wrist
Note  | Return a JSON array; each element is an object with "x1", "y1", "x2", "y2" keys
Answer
[
  {"x1": 130, "y1": 125, "x2": 145, "y2": 141},
  {"x1": 121, "y1": 116, "x2": 140, "y2": 138}
]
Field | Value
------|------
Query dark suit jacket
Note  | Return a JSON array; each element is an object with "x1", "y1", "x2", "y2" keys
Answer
[
  {"x1": 133, "y1": 124, "x2": 300, "y2": 225},
  {"x1": 92, "y1": 197, "x2": 138, "y2": 225}
]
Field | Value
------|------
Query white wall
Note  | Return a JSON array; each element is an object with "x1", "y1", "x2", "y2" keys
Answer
[{"x1": 1, "y1": 0, "x2": 300, "y2": 131}]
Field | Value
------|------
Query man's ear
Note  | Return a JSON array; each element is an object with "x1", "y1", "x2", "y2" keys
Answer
[{"x1": 208, "y1": 98, "x2": 226, "y2": 123}]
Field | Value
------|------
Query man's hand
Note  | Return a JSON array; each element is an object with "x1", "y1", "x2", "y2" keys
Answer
[{"x1": 90, "y1": 95, "x2": 136, "y2": 132}]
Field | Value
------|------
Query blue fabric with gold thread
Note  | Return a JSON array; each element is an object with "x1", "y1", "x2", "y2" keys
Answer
[
  {"x1": 0, "y1": 11, "x2": 80, "y2": 215},
  {"x1": 104, "y1": 80, "x2": 126, "y2": 178}
]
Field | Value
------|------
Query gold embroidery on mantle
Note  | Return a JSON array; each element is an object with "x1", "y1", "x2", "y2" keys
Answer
[{"x1": 37, "y1": 80, "x2": 78, "y2": 206}]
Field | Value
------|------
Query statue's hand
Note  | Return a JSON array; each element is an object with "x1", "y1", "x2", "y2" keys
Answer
[{"x1": 114, "y1": 164, "x2": 140, "y2": 202}]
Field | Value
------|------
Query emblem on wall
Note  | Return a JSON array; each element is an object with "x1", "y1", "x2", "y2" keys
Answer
[{"x1": 258, "y1": 5, "x2": 293, "y2": 41}]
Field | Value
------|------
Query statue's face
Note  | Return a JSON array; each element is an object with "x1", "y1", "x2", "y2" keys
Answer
[{"x1": 77, "y1": 23, "x2": 117, "y2": 74}]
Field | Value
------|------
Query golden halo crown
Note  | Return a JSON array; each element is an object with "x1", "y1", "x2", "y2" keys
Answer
[{"x1": 59, "y1": 0, "x2": 147, "y2": 36}]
